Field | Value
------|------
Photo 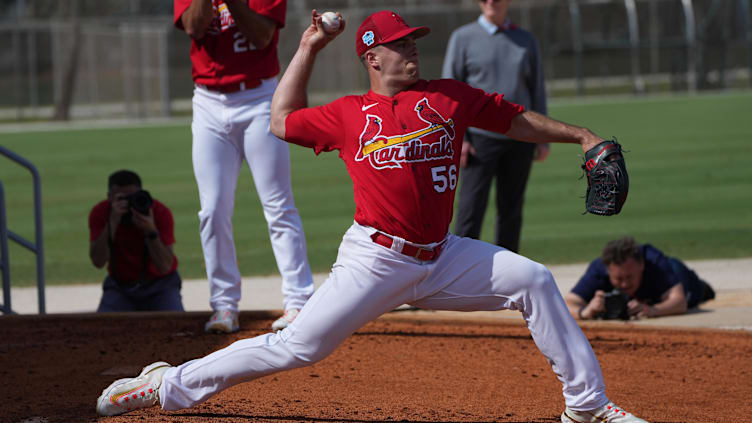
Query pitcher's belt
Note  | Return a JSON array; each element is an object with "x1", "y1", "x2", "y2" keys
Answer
[{"x1": 370, "y1": 232, "x2": 445, "y2": 262}]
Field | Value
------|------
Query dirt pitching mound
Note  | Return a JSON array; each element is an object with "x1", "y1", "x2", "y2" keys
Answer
[{"x1": 1, "y1": 311, "x2": 750, "y2": 422}]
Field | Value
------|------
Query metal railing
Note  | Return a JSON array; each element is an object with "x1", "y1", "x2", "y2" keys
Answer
[{"x1": 0, "y1": 145, "x2": 45, "y2": 314}]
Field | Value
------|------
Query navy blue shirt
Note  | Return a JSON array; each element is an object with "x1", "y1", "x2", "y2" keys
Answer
[{"x1": 572, "y1": 244, "x2": 680, "y2": 305}]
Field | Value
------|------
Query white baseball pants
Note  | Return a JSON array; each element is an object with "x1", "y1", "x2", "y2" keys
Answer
[
  {"x1": 160, "y1": 222, "x2": 609, "y2": 411},
  {"x1": 191, "y1": 79, "x2": 314, "y2": 312}
]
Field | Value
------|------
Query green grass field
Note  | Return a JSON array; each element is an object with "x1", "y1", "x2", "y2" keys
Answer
[{"x1": 1, "y1": 91, "x2": 751, "y2": 287}]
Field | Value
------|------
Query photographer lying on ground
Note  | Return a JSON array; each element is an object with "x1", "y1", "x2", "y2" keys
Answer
[
  {"x1": 89, "y1": 170, "x2": 184, "y2": 312},
  {"x1": 566, "y1": 236, "x2": 715, "y2": 320}
]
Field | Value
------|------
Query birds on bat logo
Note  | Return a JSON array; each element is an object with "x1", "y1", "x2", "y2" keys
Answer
[
  {"x1": 414, "y1": 99, "x2": 455, "y2": 140},
  {"x1": 355, "y1": 98, "x2": 455, "y2": 170}
]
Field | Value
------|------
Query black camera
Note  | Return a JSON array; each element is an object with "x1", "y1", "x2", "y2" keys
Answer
[
  {"x1": 601, "y1": 290, "x2": 630, "y2": 320},
  {"x1": 119, "y1": 190, "x2": 153, "y2": 225},
  {"x1": 125, "y1": 189, "x2": 153, "y2": 215}
]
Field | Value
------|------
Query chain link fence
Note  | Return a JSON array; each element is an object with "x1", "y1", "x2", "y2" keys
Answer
[{"x1": 0, "y1": 0, "x2": 750, "y2": 121}]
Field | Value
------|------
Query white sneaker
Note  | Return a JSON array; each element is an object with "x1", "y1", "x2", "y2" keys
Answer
[
  {"x1": 562, "y1": 402, "x2": 648, "y2": 422},
  {"x1": 271, "y1": 308, "x2": 300, "y2": 331},
  {"x1": 96, "y1": 361, "x2": 171, "y2": 416},
  {"x1": 205, "y1": 310, "x2": 239, "y2": 333}
]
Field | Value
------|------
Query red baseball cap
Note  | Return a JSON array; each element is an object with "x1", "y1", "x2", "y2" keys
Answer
[{"x1": 355, "y1": 10, "x2": 430, "y2": 57}]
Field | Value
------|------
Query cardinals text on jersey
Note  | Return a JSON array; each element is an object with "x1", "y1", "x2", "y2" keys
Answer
[{"x1": 355, "y1": 98, "x2": 455, "y2": 169}]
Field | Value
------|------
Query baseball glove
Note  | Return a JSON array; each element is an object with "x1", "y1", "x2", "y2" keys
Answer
[{"x1": 582, "y1": 139, "x2": 629, "y2": 216}]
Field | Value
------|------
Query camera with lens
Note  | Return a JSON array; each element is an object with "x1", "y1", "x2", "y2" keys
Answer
[
  {"x1": 126, "y1": 189, "x2": 153, "y2": 215},
  {"x1": 119, "y1": 189, "x2": 153, "y2": 224},
  {"x1": 601, "y1": 289, "x2": 630, "y2": 320}
]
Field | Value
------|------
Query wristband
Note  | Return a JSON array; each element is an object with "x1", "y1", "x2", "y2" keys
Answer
[{"x1": 577, "y1": 306, "x2": 586, "y2": 319}]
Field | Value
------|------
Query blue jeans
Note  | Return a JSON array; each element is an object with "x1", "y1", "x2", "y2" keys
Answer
[{"x1": 97, "y1": 271, "x2": 184, "y2": 312}]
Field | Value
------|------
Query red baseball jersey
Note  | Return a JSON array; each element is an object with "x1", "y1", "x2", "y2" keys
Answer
[
  {"x1": 89, "y1": 199, "x2": 178, "y2": 281},
  {"x1": 174, "y1": 0, "x2": 286, "y2": 85},
  {"x1": 285, "y1": 79, "x2": 525, "y2": 244}
]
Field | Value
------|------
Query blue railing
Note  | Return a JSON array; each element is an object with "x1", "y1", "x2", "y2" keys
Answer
[{"x1": 0, "y1": 145, "x2": 45, "y2": 314}]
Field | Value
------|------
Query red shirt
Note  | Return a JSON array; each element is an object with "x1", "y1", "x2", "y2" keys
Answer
[
  {"x1": 173, "y1": 0, "x2": 286, "y2": 85},
  {"x1": 89, "y1": 199, "x2": 178, "y2": 282},
  {"x1": 285, "y1": 79, "x2": 525, "y2": 244}
]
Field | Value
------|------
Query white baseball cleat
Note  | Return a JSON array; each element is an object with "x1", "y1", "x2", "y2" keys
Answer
[
  {"x1": 562, "y1": 402, "x2": 648, "y2": 422},
  {"x1": 204, "y1": 310, "x2": 239, "y2": 333},
  {"x1": 96, "y1": 361, "x2": 171, "y2": 416},
  {"x1": 271, "y1": 308, "x2": 300, "y2": 331}
]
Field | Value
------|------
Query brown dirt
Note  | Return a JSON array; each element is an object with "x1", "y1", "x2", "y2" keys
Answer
[{"x1": 1, "y1": 311, "x2": 750, "y2": 423}]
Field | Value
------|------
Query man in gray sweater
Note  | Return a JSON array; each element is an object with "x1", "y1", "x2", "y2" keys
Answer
[{"x1": 442, "y1": 0, "x2": 548, "y2": 253}]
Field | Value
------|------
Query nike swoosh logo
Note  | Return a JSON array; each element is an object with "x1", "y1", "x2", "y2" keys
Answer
[
  {"x1": 361, "y1": 103, "x2": 378, "y2": 111},
  {"x1": 111, "y1": 382, "x2": 149, "y2": 404}
]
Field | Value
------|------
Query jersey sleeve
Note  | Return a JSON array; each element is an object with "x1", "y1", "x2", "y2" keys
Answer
[
  {"x1": 571, "y1": 259, "x2": 611, "y2": 301},
  {"x1": 252, "y1": 0, "x2": 286, "y2": 28},
  {"x1": 88, "y1": 202, "x2": 108, "y2": 242},
  {"x1": 284, "y1": 100, "x2": 345, "y2": 155},
  {"x1": 468, "y1": 89, "x2": 525, "y2": 134},
  {"x1": 173, "y1": 0, "x2": 192, "y2": 29},
  {"x1": 443, "y1": 80, "x2": 525, "y2": 134},
  {"x1": 173, "y1": 0, "x2": 285, "y2": 30}
]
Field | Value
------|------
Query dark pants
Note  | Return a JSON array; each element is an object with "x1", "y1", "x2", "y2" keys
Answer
[
  {"x1": 669, "y1": 258, "x2": 715, "y2": 309},
  {"x1": 454, "y1": 132, "x2": 535, "y2": 253},
  {"x1": 97, "y1": 271, "x2": 184, "y2": 312}
]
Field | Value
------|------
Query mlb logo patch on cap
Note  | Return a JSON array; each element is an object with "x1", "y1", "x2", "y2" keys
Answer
[
  {"x1": 362, "y1": 31, "x2": 375, "y2": 47},
  {"x1": 355, "y1": 10, "x2": 430, "y2": 57}
]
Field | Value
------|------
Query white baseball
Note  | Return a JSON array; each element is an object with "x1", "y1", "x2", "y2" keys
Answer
[{"x1": 321, "y1": 11, "x2": 341, "y2": 33}]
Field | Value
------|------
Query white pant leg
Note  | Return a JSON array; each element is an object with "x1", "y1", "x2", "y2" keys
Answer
[
  {"x1": 192, "y1": 88, "x2": 244, "y2": 312},
  {"x1": 159, "y1": 223, "x2": 425, "y2": 410},
  {"x1": 410, "y1": 235, "x2": 608, "y2": 411},
  {"x1": 237, "y1": 84, "x2": 313, "y2": 310}
]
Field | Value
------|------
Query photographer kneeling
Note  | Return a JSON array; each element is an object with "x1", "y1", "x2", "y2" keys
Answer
[
  {"x1": 566, "y1": 236, "x2": 715, "y2": 320},
  {"x1": 89, "y1": 170, "x2": 184, "y2": 312}
]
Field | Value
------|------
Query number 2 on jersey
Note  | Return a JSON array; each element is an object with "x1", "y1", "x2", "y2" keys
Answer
[
  {"x1": 431, "y1": 165, "x2": 457, "y2": 193},
  {"x1": 233, "y1": 32, "x2": 256, "y2": 53}
]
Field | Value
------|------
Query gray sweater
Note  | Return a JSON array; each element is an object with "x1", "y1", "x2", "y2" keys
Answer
[{"x1": 442, "y1": 16, "x2": 546, "y2": 140}]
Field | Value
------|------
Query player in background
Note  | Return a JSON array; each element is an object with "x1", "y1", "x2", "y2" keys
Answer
[
  {"x1": 174, "y1": 0, "x2": 314, "y2": 333},
  {"x1": 97, "y1": 10, "x2": 648, "y2": 423}
]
